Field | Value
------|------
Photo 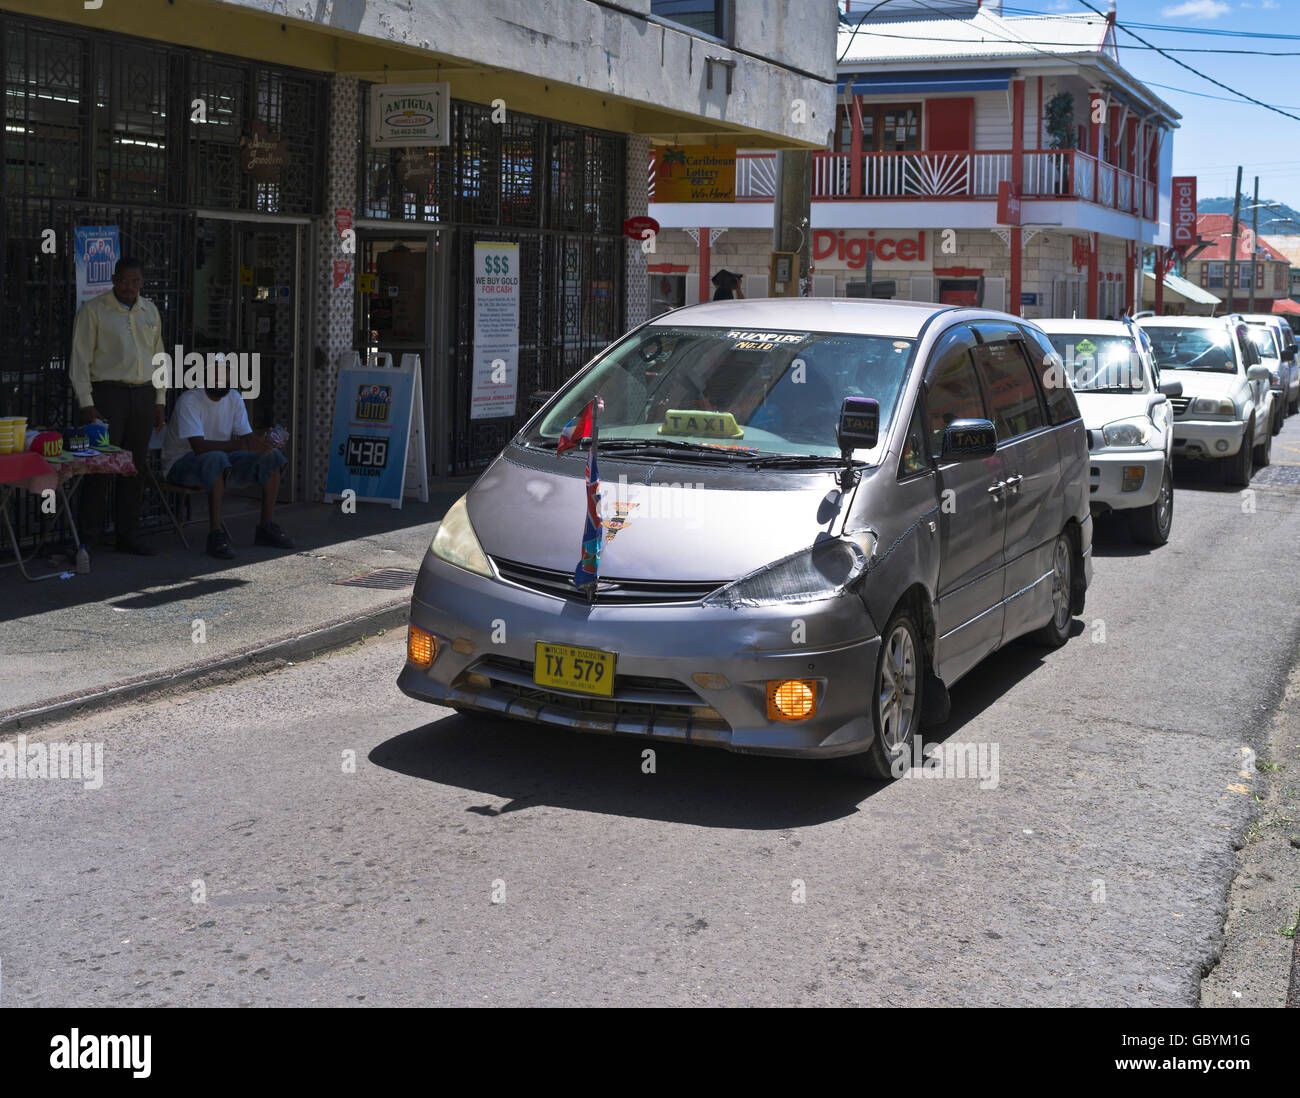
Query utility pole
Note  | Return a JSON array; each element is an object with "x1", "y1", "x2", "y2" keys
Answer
[
  {"x1": 773, "y1": 150, "x2": 812, "y2": 296},
  {"x1": 1249, "y1": 174, "x2": 1259, "y2": 312},
  {"x1": 1226, "y1": 166, "x2": 1243, "y2": 315}
]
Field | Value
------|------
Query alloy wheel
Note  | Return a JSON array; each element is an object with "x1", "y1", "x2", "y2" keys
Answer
[{"x1": 877, "y1": 624, "x2": 917, "y2": 752}]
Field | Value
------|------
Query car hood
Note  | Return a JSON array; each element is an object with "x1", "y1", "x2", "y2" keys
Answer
[
  {"x1": 467, "y1": 457, "x2": 850, "y2": 581},
  {"x1": 1163, "y1": 371, "x2": 1243, "y2": 400},
  {"x1": 1075, "y1": 392, "x2": 1154, "y2": 430}
]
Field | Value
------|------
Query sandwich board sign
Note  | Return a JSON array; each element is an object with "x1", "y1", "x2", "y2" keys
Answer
[{"x1": 323, "y1": 352, "x2": 428, "y2": 509}]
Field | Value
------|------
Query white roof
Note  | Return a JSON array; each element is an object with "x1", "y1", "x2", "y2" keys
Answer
[
  {"x1": 838, "y1": 9, "x2": 1114, "y2": 66},
  {"x1": 652, "y1": 297, "x2": 974, "y2": 338},
  {"x1": 1142, "y1": 271, "x2": 1220, "y2": 307},
  {"x1": 1137, "y1": 315, "x2": 1231, "y2": 329},
  {"x1": 1035, "y1": 319, "x2": 1135, "y2": 337}
]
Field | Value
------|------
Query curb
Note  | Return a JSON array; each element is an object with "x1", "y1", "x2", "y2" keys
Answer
[{"x1": 0, "y1": 599, "x2": 411, "y2": 736}]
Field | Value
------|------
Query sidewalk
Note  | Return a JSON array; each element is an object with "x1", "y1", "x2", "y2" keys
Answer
[{"x1": 0, "y1": 478, "x2": 472, "y2": 730}]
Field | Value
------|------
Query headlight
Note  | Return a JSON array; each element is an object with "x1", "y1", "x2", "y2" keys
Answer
[
  {"x1": 430, "y1": 495, "x2": 493, "y2": 578},
  {"x1": 703, "y1": 531, "x2": 875, "y2": 609},
  {"x1": 1100, "y1": 417, "x2": 1151, "y2": 448},
  {"x1": 1191, "y1": 397, "x2": 1235, "y2": 416}
]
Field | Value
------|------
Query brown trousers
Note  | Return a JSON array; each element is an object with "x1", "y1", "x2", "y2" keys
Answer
[{"x1": 79, "y1": 382, "x2": 156, "y2": 542}]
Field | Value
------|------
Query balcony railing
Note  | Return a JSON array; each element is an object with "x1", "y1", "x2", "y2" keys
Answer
[{"x1": 656, "y1": 149, "x2": 1157, "y2": 217}]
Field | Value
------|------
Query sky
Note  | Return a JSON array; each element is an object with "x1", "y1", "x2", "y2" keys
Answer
[{"x1": 1023, "y1": 0, "x2": 1300, "y2": 209}]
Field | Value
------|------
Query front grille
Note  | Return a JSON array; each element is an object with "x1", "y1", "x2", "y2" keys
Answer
[
  {"x1": 461, "y1": 655, "x2": 722, "y2": 729},
  {"x1": 492, "y1": 557, "x2": 724, "y2": 605},
  {"x1": 1169, "y1": 396, "x2": 1191, "y2": 416}
]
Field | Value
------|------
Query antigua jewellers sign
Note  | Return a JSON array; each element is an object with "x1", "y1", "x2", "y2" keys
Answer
[{"x1": 370, "y1": 83, "x2": 450, "y2": 147}]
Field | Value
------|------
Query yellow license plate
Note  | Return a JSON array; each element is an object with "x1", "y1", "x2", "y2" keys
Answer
[{"x1": 534, "y1": 642, "x2": 616, "y2": 697}]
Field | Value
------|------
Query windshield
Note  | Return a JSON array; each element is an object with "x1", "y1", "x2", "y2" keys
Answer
[
  {"x1": 1142, "y1": 326, "x2": 1239, "y2": 374},
  {"x1": 1246, "y1": 325, "x2": 1280, "y2": 359},
  {"x1": 523, "y1": 325, "x2": 916, "y2": 461},
  {"x1": 1043, "y1": 333, "x2": 1150, "y2": 392}
]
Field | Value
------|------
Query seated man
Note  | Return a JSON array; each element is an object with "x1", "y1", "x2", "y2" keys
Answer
[{"x1": 160, "y1": 378, "x2": 294, "y2": 560}]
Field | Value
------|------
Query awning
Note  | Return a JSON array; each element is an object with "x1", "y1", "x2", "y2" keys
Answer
[
  {"x1": 1272, "y1": 298, "x2": 1300, "y2": 316},
  {"x1": 838, "y1": 69, "x2": 1014, "y2": 95},
  {"x1": 1144, "y1": 270, "x2": 1220, "y2": 306}
]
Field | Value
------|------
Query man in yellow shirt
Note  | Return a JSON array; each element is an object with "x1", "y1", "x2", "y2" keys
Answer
[{"x1": 69, "y1": 257, "x2": 167, "y2": 555}]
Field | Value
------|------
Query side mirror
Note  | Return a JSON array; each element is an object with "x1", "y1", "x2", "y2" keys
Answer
[
  {"x1": 836, "y1": 397, "x2": 879, "y2": 453},
  {"x1": 1284, "y1": 347, "x2": 1296, "y2": 362},
  {"x1": 941, "y1": 418, "x2": 998, "y2": 460},
  {"x1": 1247, "y1": 365, "x2": 1272, "y2": 382},
  {"x1": 1157, "y1": 380, "x2": 1183, "y2": 397}
]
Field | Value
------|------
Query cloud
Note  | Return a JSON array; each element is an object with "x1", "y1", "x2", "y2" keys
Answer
[{"x1": 1160, "y1": 0, "x2": 1232, "y2": 16}]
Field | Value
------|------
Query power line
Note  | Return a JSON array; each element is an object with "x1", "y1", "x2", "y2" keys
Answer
[
  {"x1": 1075, "y1": 0, "x2": 1300, "y2": 124},
  {"x1": 1142, "y1": 80, "x2": 1300, "y2": 111},
  {"x1": 1003, "y1": 5, "x2": 1300, "y2": 40}
]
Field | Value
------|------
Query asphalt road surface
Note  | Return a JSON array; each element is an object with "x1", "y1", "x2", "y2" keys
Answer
[{"x1": 3, "y1": 418, "x2": 1299, "y2": 1007}]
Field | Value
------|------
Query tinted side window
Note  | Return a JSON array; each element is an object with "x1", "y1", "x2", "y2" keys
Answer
[
  {"x1": 924, "y1": 326, "x2": 985, "y2": 458},
  {"x1": 1021, "y1": 325, "x2": 1081, "y2": 424},
  {"x1": 972, "y1": 339, "x2": 1046, "y2": 440}
]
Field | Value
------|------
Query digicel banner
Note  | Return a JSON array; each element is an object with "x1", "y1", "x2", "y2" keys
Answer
[
  {"x1": 813, "y1": 230, "x2": 928, "y2": 269},
  {"x1": 1172, "y1": 176, "x2": 1197, "y2": 248}
]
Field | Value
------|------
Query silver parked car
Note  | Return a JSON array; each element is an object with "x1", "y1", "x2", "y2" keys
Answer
[{"x1": 399, "y1": 299, "x2": 1093, "y2": 779}]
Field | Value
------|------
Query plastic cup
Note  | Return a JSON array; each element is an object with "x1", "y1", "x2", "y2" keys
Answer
[{"x1": 0, "y1": 418, "x2": 19, "y2": 454}]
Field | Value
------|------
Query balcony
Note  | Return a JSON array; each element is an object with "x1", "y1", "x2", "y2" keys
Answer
[{"x1": 651, "y1": 150, "x2": 1158, "y2": 220}]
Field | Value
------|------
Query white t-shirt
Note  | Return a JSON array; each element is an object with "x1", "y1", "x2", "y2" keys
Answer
[{"x1": 161, "y1": 389, "x2": 253, "y2": 476}]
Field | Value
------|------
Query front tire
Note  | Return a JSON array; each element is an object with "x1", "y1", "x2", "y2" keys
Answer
[
  {"x1": 1224, "y1": 420, "x2": 1254, "y2": 487},
  {"x1": 1255, "y1": 421, "x2": 1272, "y2": 467},
  {"x1": 843, "y1": 607, "x2": 924, "y2": 781},
  {"x1": 1129, "y1": 460, "x2": 1173, "y2": 546},
  {"x1": 1030, "y1": 532, "x2": 1074, "y2": 647}
]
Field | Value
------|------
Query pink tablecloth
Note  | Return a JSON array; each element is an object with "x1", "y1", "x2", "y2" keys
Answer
[
  {"x1": 55, "y1": 449, "x2": 138, "y2": 483},
  {"x1": 0, "y1": 451, "x2": 57, "y2": 494}
]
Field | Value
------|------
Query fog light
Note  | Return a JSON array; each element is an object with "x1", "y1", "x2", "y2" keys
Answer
[
  {"x1": 1121, "y1": 466, "x2": 1144, "y2": 492},
  {"x1": 767, "y1": 679, "x2": 817, "y2": 721},
  {"x1": 1216, "y1": 440, "x2": 1230, "y2": 453},
  {"x1": 407, "y1": 625, "x2": 437, "y2": 669}
]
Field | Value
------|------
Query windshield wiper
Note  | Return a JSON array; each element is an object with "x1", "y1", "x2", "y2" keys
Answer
[
  {"x1": 747, "y1": 454, "x2": 862, "y2": 470},
  {"x1": 589, "y1": 439, "x2": 755, "y2": 461}
]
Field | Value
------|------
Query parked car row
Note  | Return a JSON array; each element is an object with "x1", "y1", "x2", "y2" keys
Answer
[{"x1": 397, "y1": 299, "x2": 1278, "y2": 783}]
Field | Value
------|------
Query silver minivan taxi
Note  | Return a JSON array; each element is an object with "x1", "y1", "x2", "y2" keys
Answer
[{"x1": 399, "y1": 299, "x2": 1093, "y2": 779}]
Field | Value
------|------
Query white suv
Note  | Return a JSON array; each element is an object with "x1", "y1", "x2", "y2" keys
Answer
[
  {"x1": 1137, "y1": 316, "x2": 1275, "y2": 487},
  {"x1": 1037, "y1": 319, "x2": 1178, "y2": 545},
  {"x1": 1238, "y1": 313, "x2": 1298, "y2": 429}
]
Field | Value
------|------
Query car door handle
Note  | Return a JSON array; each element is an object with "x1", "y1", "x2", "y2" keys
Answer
[
  {"x1": 987, "y1": 480, "x2": 1006, "y2": 501},
  {"x1": 1004, "y1": 474, "x2": 1023, "y2": 495}
]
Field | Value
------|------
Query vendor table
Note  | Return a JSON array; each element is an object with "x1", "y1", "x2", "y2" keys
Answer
[{"x1": 0, "y1": 449, "x2": 138, "y2": 580}]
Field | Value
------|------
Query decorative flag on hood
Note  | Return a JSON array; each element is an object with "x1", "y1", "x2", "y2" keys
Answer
[
  {"x1": 571, "y1": 398, "x2": 602, "y2": 590},
  {"x1": 556, "y1": 400, "x2": 596, "y2": 456}
]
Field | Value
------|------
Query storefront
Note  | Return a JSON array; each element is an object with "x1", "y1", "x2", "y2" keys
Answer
[
  {"x1": 1, "y1": 14, "x2": 326, "y2": 518},
  {"x1": 648, "y1": 225, "x2": 1133, "y2": 320}
]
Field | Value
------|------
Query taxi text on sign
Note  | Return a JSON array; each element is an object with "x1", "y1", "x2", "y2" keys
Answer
[{"x1": 653, "y1": 146, "x2": 736, "y2": 203}]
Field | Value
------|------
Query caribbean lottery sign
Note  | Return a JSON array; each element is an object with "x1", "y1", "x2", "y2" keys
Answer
[
  {"x1": 653, "y1": 146, "x2": 736, "y2": 203},
  {"x1": 325, "y1": 367, "x2": 417, "y2": 506}
]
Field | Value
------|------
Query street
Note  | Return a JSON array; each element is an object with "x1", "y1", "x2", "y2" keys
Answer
[{"x1": 2, "y1": 417, "x2": 1297, "y2": 1008}]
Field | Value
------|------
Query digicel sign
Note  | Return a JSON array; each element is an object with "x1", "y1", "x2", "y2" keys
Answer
[
  {"x1": 813, "y1": 230, "x2": 927, "y2": 268},
  {"x1": 1171, "y1": 176, "x2": 1197, "y2": 248}
]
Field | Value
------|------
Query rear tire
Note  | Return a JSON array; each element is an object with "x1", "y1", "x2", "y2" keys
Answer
[
  {"x1": 1129, "y1": 460, "x2": 1173, "y2": 546},
  {"x1": 842, "y1": 606, "x2": 924, "y2": 781},
  {"x1": 1289, "y1": 395, "x2": 1298, "y2": 416},
  {"x1": 1272, "y1": 400, "x2": 1284, "y2": 435},
  {"x1": 1224, "y1": 420, "x2": 1254, "y2": 487},
  {"x1": 1030, "y1": 532, "x2": 1074, "y2": 647}
]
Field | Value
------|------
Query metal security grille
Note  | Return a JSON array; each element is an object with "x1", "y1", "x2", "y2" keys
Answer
[
  {"x1": 360, "y1": 96, "x2": 626, "y2": 474},
  {"x1": 1, "y1": 14, "x2": 327, "y2": 545}
]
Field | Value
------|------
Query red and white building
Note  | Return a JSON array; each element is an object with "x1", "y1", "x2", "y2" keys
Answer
[
  {"x1": 1186, "y1": 214, "x2": 1293, "y2": 314},
  {"x1": 648, "y1": 1, "x2": 1179, "y2": 321}
]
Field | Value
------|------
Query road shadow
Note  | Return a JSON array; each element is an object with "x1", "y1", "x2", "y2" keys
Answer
[{"x1": 370, "y1": 634, "x2": 1059, "y2": 829}]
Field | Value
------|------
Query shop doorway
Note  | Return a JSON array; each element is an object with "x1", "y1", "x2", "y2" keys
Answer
[
  {"x1": 357, "y1": 234, "x2": 440, "y2": 477},
  {"x1": 193, "y1": 217, "x2": 305, "y2": 500}
]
